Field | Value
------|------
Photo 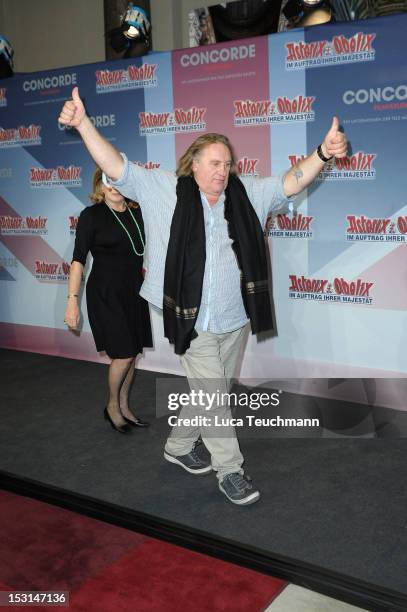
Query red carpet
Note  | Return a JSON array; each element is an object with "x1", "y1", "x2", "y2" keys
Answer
[{"x1": 0, "y1": 490, "x2": 287, "y2": 611}]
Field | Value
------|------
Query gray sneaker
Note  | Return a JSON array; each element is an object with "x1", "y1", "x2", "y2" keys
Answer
[
  {"x1": 164, "y1": 448, "x2": 212, "y2": 475},
  {"x1": 219, "y1": 473, "x2": 260, "y2": 505}
]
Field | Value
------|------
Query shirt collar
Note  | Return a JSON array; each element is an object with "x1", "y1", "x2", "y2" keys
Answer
[{"x1": 200, "y1": 191, "x2": 225, "y2": 210}]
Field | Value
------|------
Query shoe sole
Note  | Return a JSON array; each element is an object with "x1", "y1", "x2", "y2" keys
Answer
[
  {"x1": 218, "y1": 483, "x2": 260, "y2": 505},
  {"x1": 163, "y1": 452, "x2": 212, "y2": 475}
]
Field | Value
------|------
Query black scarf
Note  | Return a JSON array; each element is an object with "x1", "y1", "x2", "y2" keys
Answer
[{"x1": 163, "y1": 174, "x2": 273, "y2": 355}]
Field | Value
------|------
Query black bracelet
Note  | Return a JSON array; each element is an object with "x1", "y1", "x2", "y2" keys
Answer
[{"x1": 317, "y1": 144, "x2": 333, "y2": 163}]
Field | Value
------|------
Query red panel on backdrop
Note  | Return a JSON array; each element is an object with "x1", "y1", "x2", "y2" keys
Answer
[{"x1": 172, "y1": 38, "x2": 271, "y2": 175}]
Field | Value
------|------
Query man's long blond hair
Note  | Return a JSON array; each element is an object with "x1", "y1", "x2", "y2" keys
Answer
[{"x1": 176, "y1": 133, "x2": 237, "y2": 177}]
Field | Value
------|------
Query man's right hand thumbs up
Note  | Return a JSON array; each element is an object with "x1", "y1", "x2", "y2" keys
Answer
[
  {"x1": 321, "y1": 116, "x2": 347, "y2": 159},
  {"x1": 58, "y1": 87, "x2": 86, "y2": 128}
]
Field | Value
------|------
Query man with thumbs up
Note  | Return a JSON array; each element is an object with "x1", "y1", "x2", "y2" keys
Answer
[
  {"x1": 59, "y1": 88, "x2": 347, "y2": 506},
  {"x1": 58, "y1": 89, "x2": 346, "y2": 200}
]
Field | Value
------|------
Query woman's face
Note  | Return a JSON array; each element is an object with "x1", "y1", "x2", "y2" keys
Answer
[{"x1": 100, "y1": 183, "x2": 126, "y2": 207}]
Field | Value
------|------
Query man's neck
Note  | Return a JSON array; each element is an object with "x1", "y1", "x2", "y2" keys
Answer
[{"x1": 202, "y1": 191, "x2": 221, "y2": 207}]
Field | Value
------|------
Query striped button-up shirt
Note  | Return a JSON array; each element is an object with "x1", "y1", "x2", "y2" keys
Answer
[{"x1": 112, "y1": 154, "x2": 290, "y2": 333}]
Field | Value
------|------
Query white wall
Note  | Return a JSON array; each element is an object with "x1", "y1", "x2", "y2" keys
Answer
[
  {"x1": 0, "y1": 0, "x2": 105, "y2": 72},
  {"x1": 0, "y1": 0, "x2": 239, "y2": 72},
  {"x1": 150, "y1": 0, "x2": 183, "y2": 51}
]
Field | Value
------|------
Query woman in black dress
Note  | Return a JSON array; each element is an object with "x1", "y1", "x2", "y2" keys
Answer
[{"x1": 64, "y1": 167, "x2": 153, "y2": 433}]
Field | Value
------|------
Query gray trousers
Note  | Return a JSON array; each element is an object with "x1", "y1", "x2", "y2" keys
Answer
[{"x1": 165, "y1": 325, "x2": 247, "y2": 481}]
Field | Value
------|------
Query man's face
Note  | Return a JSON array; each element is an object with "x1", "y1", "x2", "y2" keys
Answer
[{"x1": 192, "y1": 143, "x2": 232, "y2": 202}]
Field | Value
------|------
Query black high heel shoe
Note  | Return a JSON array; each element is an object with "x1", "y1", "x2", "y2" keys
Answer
[
  {"x1": 122, "y1": 415, "x2": 150, "y2": 428},
  {"x1": 104, "y1": 407, "x2": 132, "y2": 433}
]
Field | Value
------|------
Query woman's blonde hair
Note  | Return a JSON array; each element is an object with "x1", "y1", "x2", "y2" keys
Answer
[
  {"x1": 89, "y1": 167, "x2": 105, "y2": 204},
  {"x1": 176, "y1": 133, "x2": 237, "y2": 177},
  {"x1": 89, "y1": 166, "x2": 138, "y2": 208}
]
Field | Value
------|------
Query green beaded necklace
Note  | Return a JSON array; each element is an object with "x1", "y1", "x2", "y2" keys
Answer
[{"x1": 105, "y1": 202, "x2": 145, "y2": 256}]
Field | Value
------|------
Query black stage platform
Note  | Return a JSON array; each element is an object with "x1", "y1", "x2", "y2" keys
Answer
[{"x1": 1, "y1": 348, "x2": 407, "y2": 611}]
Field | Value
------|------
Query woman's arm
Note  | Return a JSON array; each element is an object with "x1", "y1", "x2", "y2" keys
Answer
[{"x1": 64, "y1": 261, "x2": 84, "y2": 329}]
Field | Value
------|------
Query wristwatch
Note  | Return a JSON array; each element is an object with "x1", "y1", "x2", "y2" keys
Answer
[{"x1": 317, "y1": 144, "x2": 333, "y2": 163}]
